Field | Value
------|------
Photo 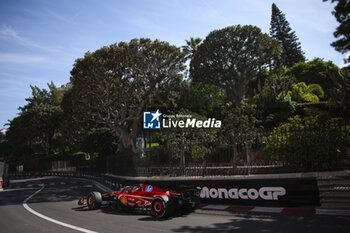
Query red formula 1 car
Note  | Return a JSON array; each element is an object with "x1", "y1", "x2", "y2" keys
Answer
[{"x1": 78, "y1": 184, "x2": 200, "y2": 218}]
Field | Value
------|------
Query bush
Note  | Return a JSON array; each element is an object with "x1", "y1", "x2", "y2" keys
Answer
[{"x1": 264, "y1": 116, "x2": 350, "y2": 170}]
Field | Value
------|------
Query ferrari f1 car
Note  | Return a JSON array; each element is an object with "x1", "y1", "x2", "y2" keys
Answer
[{"x1": 78, "y1": 184, "x2": 200, "y2": 218}]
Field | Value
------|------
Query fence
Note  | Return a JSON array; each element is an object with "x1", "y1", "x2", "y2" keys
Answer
[
  {"x1": 18, "y1": 119, "x2": 350, "y2": 177},
  {"x1": 100, "y1": 119, "x2": 350, "y2": 176}
]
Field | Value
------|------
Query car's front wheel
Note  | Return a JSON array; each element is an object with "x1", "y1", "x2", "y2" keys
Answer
[{"x1": 86, "y1": 191, "x2": 102, "y2": 210}]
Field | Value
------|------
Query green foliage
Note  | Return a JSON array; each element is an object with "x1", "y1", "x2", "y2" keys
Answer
[
  {"x1": 7, "y1": 83, "x2": 63, "y2": 159},
  {"x1": 270, "y1": 3, "x2": 305, "y2": 67},
  {"x1": 60, "y1": 87, "x2": 87, "y2": 154},
  {"x1": 82, "y1": 127, "x2": 118, "y2": 156},
  {"x1": 156, "y1": 111, "x2": 219, "y2": 161},
  {"x1": 265, "y1": 115, "x2": 350, "y2": 170},
  {"x1": 182, "y1": 37, "x2": 202, "y2": 60},
  {"x1": 287, "y1": 82, "x2": 324, "y2": 103},
  {"x1": 254, "y1": 74, "x2": 296, "y2": 128},
  {"x1": 178, "y1": 82, "x2": 226, "y2": 118},
  {"x1": 324, "y1": 0, "x2": 350, "y2": 62},
  {"x1": 190, "y1": 24, "x2": 282, "y2": 103},
  {"x1": 138, "y1": 110, "x2": 220, "y2": 167},
  {"x1": 328, "y1": 66, "x2": 350, "y2": 117},
  {"x1": 4, "y1": 19, "x2": 350, "y2": 174},
  {"x1": 287, "y1": 58, "x2": 341, "y2": 99},
  {"x1": 5, "y1": 114, "x2": 33, "y2": 164},
  {"x1": 221, "y1": 101, "x2": 261, "y2": 143}
]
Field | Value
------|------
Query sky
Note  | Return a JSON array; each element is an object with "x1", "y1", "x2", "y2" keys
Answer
[{"x1": 0, "y1": 0, "x2": 345, "y2": 128}]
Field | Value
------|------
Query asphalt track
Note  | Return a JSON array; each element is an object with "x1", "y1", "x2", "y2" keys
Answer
[{"x1": 0, "y1": 177, "x2": 350, "y2": 233}]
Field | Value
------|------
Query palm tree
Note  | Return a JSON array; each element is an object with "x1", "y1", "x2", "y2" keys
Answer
[
  {"x1": 288, "y1": 82, "x2": 324, "y2": 103},
  {"x1": 182, "y1": 37, "x2": 202, "y2": 60}
]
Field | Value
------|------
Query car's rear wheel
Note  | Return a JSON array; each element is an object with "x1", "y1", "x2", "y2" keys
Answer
[
  {"x1": 151, "y1": 197, "x2": 174, "y2": 218},
  {"x1": 87, "y1": 191, "x2": 102, "y2": 210}
]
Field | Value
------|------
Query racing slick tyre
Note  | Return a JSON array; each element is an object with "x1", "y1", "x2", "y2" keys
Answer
[
  {"x1": 87, "y1": 191, "x2": 102, "y2": 210},
  {"x1": 151, "y1": 197, "x2": 174, "y2": 219}
]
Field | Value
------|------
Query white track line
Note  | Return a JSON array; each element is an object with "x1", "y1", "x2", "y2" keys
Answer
[
  {"x1": 251, "y1": 207, "x2": 283, "y2": 213},
  {"x1": 72, "y1": 178, "x2": 112, "y2": 193},
  {"x1": 93, "y1": 181, "x2": 112, "y2": 192},
  {"x1": 316, "y1": 209, "x2": 350, "y2": 216},
  {"x1": 202, "y1": 204, "x2": 229, "y2": 210},
  {"x1": 23, "y1": 184, "x2": 98, "y2": 233}
]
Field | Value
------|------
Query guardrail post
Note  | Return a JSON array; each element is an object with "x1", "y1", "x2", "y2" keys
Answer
[{"x1": 246, "y1": 143, "x2": 251, "y2": 175}]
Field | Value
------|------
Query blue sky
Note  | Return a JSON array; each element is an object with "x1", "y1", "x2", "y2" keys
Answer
[{"x1": 0, "y1": 0, "x2": 344, "y2": 128}]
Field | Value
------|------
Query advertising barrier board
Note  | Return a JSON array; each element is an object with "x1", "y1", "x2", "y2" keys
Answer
[
  {"x1": 8, "y1": 171, "x2": 320, "y2": 207},
  {"x1": 102, "y1": 174, "x2": 320, "y2": 207}
]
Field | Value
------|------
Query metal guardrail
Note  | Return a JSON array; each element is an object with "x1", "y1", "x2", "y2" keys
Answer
[
  {"x1": 317, "y1": 176, "x2": 350, "y2": 209},
  {"x1": 7, "y1": 170, "x2": 350, "y2": 209}
]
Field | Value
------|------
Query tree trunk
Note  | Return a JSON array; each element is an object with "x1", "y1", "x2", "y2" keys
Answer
[
  {"x1": 119, "y1": 128, "x2": 136, "y2": 152},
  {"x1": 180, "y1": 132, "x2": 185, "y2": 169}
]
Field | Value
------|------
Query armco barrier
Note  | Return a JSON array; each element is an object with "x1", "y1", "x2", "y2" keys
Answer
[
  {"x1": 100, "y1": 174, "x2": 320, "y2": 207},
  {"x1": 8, "y1": 171, "x2": 319, "y2": 207},
  {"x1": 10, "y1": 171, "x2": 350, "y2": 208},
  {"x1": 317, "y1": 176, "x2": 350, "y2": 210}
]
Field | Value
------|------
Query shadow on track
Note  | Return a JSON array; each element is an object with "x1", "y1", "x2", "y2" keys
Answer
[{"x1": 171, "y1": 211, "x2": 350, "y2": 233}]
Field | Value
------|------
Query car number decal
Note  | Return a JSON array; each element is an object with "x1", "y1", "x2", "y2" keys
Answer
[{"x1": 145, "y1": 185, "x2": 153, "y2": 192}]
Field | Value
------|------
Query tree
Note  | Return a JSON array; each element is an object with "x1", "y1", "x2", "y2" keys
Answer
[
  {"x1": 178, "y1": 82, "x2": 226, "y2": 118},
  {"x1": 69, "y1": 38, "x2": 185, "y2": 151},
  {"x1": 221, "y1": 100, "x2": 261, "y2": 137},
  {"x1": 182, "y1": 37, "x2": 202, "y2": 60},
  {"x1": 328, "y1": 66, "x2": 350, "y2": 117},
  {"x1": 190, "y1": 25, "x2": 282, "y2": 104},
  {"x1": 60, "y1": 86, "x2": 84, "y2": 153},
  {"x1": 324, "y1": 0, "x2": 350, "y2": 63},
  {"x1": 19, "y1": 83, "x2": 62, "y2": 157},
  {"x1": 7, "y1": 83, "x2": 63, "y2": 162},
  {"x1": 270, "y1": 3, "x2": 305, "y2": 68},
  {"x1": 6, "y1": 113, "x2": 33, "y2": 165}
]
